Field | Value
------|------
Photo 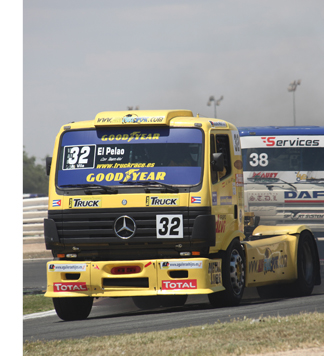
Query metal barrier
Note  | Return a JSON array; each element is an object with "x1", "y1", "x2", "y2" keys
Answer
[{"x1": 23, "y1": 197, "x2": 48, "y2": 237}]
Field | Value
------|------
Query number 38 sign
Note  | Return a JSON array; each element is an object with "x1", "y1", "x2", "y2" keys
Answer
[{"x1": 156, "y1": 215, "x2": 183, "y2": 238}]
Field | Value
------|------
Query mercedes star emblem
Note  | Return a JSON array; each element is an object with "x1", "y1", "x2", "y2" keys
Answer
[{"x1": 114, "y1": 215, "x2": 136, "y2": 239}]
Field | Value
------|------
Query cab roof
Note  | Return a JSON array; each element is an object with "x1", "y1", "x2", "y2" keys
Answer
[
  {"x1": 238, "y1": 126, "x2": 324, "y2": 136},
  {"x1": 94, "y1": 110, "x2": 194, "y2": 126}
]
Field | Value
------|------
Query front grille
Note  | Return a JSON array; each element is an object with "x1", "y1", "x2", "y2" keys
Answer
[{"x1": 48, "y1": 207, "x2": 210, "y2": 245}]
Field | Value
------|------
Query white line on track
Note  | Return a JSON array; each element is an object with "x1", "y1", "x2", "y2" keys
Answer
[{"x1": 23, "y1": 310, "x2": 56, "y2": 320}]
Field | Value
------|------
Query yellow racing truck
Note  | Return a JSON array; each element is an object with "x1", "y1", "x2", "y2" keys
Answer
[{"x1": 44, "y1": 110, "x2": 321, "y2": 321}]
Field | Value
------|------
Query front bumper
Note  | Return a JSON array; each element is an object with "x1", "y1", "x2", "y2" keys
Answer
[{"x1": 45, "y1": 258, "x2": 223, "y2": 298}]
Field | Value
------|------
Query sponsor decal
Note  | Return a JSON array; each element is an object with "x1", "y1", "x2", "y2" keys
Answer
[
  {"x1": 162, "y1": 279, "x2": 197, "y2": 290},
  {"x1": 96, "y1": 117, "x2": 122, "y2": 124},
  {"x1": 191, "y1": 196, "x2": 201, "y2": 204},
  {"x1": 220, "y1": 196, "x2": 232, "y2": 205},
  {"x1": 216, "y1": 215, "x2": 226, "y2": 233},
  {"x1": 232, "y1": 131, "x2": 241, "y2": 155},
  {"x1": 100, "y1": 131, "x2": 161, "y2": 142},
  {"x1": 212, "y1": 192, "x2": 217, "y2": 206},
  {"x1": 96, "y1": 162, "x2": 155, "y2": 168},
  {"x1": 284, "y1": 213, "x2": 324, "y2": 220},
  {"x1": 209, "y1": 120, "x2": 227, "y2": 128},
  {"x1": 146, "y1": 195, "x2": 179, "y2": 206},
  {"x1": 251, "y1": 172, "x2": 278, "y2": 179},
  {"x1": 241, "y1": 135, "x2": 324, "y2": 149},
  {"x1": 122, "y1": 115, "x2": 164, "y2": 124},
  {"x1": 284, "y1": 191, "x2": 324, "y2": 203},
  {"x1": 160, "y1": 261, "x2": 203, "y2": 269},
  {"x1": 69, "y1": 198, "x2": 102, "y2": 208},
  {"x1": 54, "y1": 282, "x2": 88, "y2": 292},
  {"x1": 261, "y1": 136, "x2": 320, "y2": 147},
  {"x1": 52, "y1": 200, "x2": 61, "y2": 207},
  {"x1": 208, "y1": 262, "x2": 222, "y2": 285},
  {"x1": 93, "y1": 264, "x2": 100, "y2": 270},
  {"x1": 235, "y1": 174, "x2": 244, "y2": 187},
  {"x1": 248, "y1": 249, "x2": 288, "y2": 274},
  {"x1": 248, "y1": 192, "x2": 278, "y2": 202},
  {"x1": 48, "y1": 263, "x2": 86, "y2": 272},
  {"x1": 295, "y1": 171, "x2": 307, "y2": 181},
  {"x1": 86, "y1": 170, "x2": 166, "y2": 183}
]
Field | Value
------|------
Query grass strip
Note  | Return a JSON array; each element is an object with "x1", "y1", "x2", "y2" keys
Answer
[
  {"x1": 23, "y1": 294, "x2": 54, "y2": 315},
  {"x1": 23, "y1": 312, "x2": 324, "y2": 356}
]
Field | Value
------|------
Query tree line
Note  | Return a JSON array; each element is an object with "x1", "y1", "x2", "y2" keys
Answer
[{"x1": 23, "y1": 150, "x2": 49, "y2": 195}]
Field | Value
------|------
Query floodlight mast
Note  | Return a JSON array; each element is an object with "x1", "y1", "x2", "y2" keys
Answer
[
  {"x1": 207, "y1": 95, "x2": 223, "y2": 118},
  {"x1": 287, "y1": 80, "x2": 301, "y2": 126}
]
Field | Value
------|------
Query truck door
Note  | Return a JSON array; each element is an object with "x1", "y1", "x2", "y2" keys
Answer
[{"x1": 210, "y1": 132, "x2": 236, "y2": 251}]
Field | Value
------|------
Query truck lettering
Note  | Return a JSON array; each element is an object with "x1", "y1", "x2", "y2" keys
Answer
[
  {"x1": 54, "y1": 282, "x2": 87, "y2": 292},
  {"x1": 86, "y1": 171, "x2": 166, "y2": 183},
  {"x1": 216, "y1": 215, "x2": 226, "y2": 233},
  {"x1": 248, "y1": 254, "x2": 287, "y2": 274},
  {"x1": 101, "y1": 132, "x2": 160, "y2": 142},
  {"x1": 261, "y1": 137, "x2": 320, "y2": 147},
  {"x1": 284, "y1": 191, "x2": 324, "y2": 202},
  {"x1": 69, "y1": 198, "x2": 101, "y2": 208},
  {"x1": 147, "y1": 196, "x2": 179, "y2": 206},
  {"x1": 162, "y1": 279, "x2": 197, "y2": 290}
]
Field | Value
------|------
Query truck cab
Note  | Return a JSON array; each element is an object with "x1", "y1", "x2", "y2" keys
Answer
[
  {"x1": 45, "y1": 110, "x2": 244, "y2": 261},
  {"x1": 238, "y1": 126, "x2": 324, "y2": 242}
]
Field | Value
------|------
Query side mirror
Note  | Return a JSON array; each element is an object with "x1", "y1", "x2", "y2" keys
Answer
[
  {"x1": 46, "y1": 157, "x2": 52, "y2": 176},
  {"x1": 211, "y1": 152, "x2": 224, "y2": 171}
]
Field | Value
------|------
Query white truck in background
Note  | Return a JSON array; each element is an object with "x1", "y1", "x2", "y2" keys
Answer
[{"x1": 238, "y1": 126, "x2": 324, "y2": 269}]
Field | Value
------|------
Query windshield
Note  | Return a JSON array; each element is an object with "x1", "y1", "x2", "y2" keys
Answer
[
  {"x1": 57, "y1": 127, "x2": 203, "y2": 187},
  {"x1": 241, "y1": 143, "x2": 324, "y2": 184}
]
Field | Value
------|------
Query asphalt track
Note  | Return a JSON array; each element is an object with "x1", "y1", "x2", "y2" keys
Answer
[{"x1": 23, "y1": 258, "x2": 324, "y2": 342}]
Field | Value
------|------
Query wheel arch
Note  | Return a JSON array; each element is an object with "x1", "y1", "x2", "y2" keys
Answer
[{"x1": 218, "y1": 230, "x2": 245, "y2": 253}]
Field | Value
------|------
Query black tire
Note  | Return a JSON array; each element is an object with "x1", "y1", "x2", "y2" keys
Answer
[
  {"x1": 159, "y1": 295, "x2": 188, "y2": 307},
  {"x1": 53, "y1": 297, "x2": 93, "y2": 321},
  {"x1": 132, "y1": 295, "x2": 188, "y2": 310},
  {"x1": 257, "y1": 230, "x2": 316, "y2": 299},
  {"x1": 257, "y1": 284, "x2": 284, "y2": 299},
  {"x1": 132, "y1": 296, "x2": 162, "y2": 310},
  {"x1": 291, "y1": 230, "x2": 316, "y2": 296},
  {"x1": 208, "y1": 238, "x2": 245, "y2": 307}
]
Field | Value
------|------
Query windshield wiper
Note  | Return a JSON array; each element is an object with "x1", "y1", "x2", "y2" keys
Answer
[
  {"x1": 60, "y1": 184, "x2": 118, "y2": 194},
  {"x1": 247, "y1": 177, "x2": 297, "y2": 191},
  {"x1": 267, "y1": 178, "x2": 297, "y2": 191},
  {"x1": 119, "y1": 180, "x2": 179, "y2": 193},
  {"x1": 305, "y1": 178, "x2": 324, "y2": 184}
]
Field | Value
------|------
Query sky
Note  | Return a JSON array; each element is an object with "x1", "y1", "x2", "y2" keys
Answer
[{"x1": 23, "y1": 0, "x2": 324, "y2": 162}]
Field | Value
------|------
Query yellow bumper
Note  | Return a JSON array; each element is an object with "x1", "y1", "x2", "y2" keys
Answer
[{"x1": 45, "y1": 258, "x2": 224, "y2": 298}]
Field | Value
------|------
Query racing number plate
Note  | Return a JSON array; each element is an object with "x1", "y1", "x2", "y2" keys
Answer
[{"x1": 156, "y1": 215, "x2": 183, "y2": 238}]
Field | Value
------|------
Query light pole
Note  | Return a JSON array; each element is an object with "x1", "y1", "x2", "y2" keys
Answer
[
  {"x1": 287, "y1": 80, "x2": 301, "y2": 126},
  {"x1": 207, "y1": 96, "x2": 223, "y2": 118}
]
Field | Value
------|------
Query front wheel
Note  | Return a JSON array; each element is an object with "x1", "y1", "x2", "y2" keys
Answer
[
  {"x1": 208, "y1": 238, "x2": 245, "y2": 307},
  {"x1": 53, "y1": 297, "x2": 93, "y2": 321}
]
